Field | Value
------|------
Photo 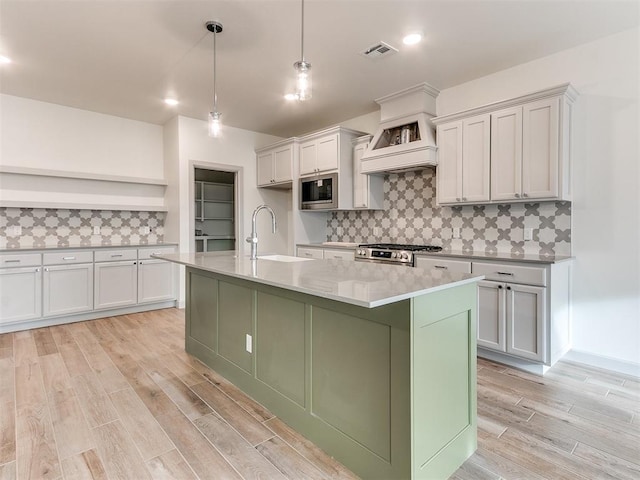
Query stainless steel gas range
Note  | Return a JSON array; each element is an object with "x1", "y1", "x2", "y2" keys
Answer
[{"x1": 354, "y1": 243, "x2": 443, "y2": 267}]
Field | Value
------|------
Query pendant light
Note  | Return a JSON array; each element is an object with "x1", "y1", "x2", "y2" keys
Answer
[
  {"x1": 206, "y1": 21, "x2": 223, "y2": 137},
  {"x1": 293, "y1": 0, "x2": 312, "y2": 101}
]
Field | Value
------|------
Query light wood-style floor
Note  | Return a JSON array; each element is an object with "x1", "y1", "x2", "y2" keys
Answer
[{"x1": 0, "y1": 309, "x2": 637, "y2": 480}]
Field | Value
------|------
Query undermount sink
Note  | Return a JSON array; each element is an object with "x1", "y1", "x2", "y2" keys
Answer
[{"x1": 257, "y1": 254, "x2": 313, "y2": 262}]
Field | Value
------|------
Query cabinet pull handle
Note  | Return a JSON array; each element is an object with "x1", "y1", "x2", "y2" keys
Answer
[
  {"x1": 62, "y1": 256, "x2": 76, "y2": 260},
  {"x1": 4, "y1": 259, "x2": 20, "y2": 263},
  {"x1": 434, "y1": 265, "x2": 448, "y2": 269},
  {"x1": 111, "y1": 254, "x2": 123, "y2": 258},
  {"x1": 497, "y1": 272, "x2": 514, "y2": 276}
]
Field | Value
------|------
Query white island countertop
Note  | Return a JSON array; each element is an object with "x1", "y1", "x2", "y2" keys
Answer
[{"x1": 157, "y1": 252, "x2": 484, "y2": 308}]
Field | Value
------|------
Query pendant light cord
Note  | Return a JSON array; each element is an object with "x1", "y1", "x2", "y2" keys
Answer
[
  {"x1": 300, "y1": 0, "x2": 305, "y2": 62},
  {"x1": 213, "y1": 27, "x2": 217, "y2": 112}
]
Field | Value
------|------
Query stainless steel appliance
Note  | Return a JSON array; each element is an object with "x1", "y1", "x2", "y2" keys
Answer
[
  {"x1": 354, "y1": 243, "x2": 443, "y2": 267},
  {"x1": 300, "y1": 173, "x2": 338, "y2": 210}
]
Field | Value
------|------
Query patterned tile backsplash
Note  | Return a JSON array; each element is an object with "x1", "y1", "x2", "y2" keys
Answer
[
  {"x1": 328, "y1": 169, "x2": 571, "y2": 256},
  {"x1": 0, "y1": 208, "x2": 165, "y2": 249}
]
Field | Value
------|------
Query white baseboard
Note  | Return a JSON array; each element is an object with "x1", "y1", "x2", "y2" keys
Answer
[{"x1": 563, "y1": 349, "x2": 640, "y2": 378}]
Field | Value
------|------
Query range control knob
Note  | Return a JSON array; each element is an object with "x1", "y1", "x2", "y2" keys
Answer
[
  {"x1": 391, "y1": 252, "x2": 397, "y2": 258},
  {"x1": 401, "y1": 252, "x2": 409, "y2": 260}
]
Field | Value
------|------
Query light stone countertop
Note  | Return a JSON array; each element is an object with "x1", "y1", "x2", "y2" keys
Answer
[
  {"x1": 0, "y1": 242, "x2": 177, "y2": 253},
  {"x1": 297, "y1": 243, "x2": 572, "y2": 264},
  {"x1": 155, "y1": 252, "x2": 484, "y2": 309}
]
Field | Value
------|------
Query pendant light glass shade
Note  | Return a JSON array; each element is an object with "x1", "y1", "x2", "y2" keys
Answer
[
  {"x1": 294, "y1": 0, "x2": 311, "y2": 101},
  {"x1": 206, "y1": 21, "x2": 223, "y2": 138},
  {"x1": 208, "y1": 111, "x2": 222, "y2": 137},
  {"x1": 294, "y1": 60, "x2": 312, "y2": 101}
]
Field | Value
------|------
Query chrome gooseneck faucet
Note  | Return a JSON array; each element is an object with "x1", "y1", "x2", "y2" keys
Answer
[{"x1": 246, "y1": 205, "x2": 276, "y2": 260}]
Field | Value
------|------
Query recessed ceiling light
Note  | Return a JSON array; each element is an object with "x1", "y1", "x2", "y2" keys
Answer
[
  {"x1": 402, "y1": 33, "x2": 422, "y2": 46},
  {"x1": 164, "y1": 98, "x2": 179, "y2": 106},
  {"x1": 284, "y1": 93, "x2": 298, "y2": 101},
  {"x1": 0, "y1": 56, "x2": 11, "y2": 64}
]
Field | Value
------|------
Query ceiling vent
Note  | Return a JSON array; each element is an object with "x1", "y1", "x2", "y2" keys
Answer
[{"x1": 360, "y1": 41, "x2": 398, "y2": 60}]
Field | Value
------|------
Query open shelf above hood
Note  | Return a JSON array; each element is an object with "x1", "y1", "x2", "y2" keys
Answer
[{"x1": 361, "y1": 83, "x2": 440, "y2": 174}]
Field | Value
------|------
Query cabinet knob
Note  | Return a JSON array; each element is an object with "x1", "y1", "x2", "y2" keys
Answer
[
  {"x1": 523, "y1": 193, "x2": 529, "y2": 198},
  {"x1": 498, "y1": 285, "x2": 503, "y2": 289},
  {"x1": 514, "y1": 193, "x2": 521, "y2": 198},
  {"x1": 462, "y1": 197, "x2": 467, "y2": 202},
  {"x1": 506, "y1": 286, "x2": 511, "y2": 290},
  {"x1": 456, "y1": 197, "x2": 461, "y2": 202},
  {"x1": 45, "y1": 268, "x2": 49, "y2": 272}
]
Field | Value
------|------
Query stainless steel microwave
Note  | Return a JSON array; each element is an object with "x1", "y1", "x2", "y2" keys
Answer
[{"x1": 300, "y1": 173, "x2": 338, "y2": 210}]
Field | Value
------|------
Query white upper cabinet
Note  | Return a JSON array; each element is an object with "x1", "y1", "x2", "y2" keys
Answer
[
  {"x1": 433, "y1": 84, "x2": 576, "y2": 205},
  {"x1": 491, "y1": 106, "x2": 523, "y2": 201},
  {"x1": 436, "y1": 114, "x2": 490, "y2": 205},
  {"x1": 522, "y1": 98, "x2": 560, "y2": 199},
  {"x1": 300, "y1": 132, "x2": 339, "y2": 176},
  {"x1": 256, "y1": 139, "x2": 295, "y2": 187},
  {"x1": 352, "y1": 135, "x2": 384, "y2": 210}
]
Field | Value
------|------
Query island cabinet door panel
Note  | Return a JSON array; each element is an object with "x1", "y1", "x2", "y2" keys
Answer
[
  {"x1": 411, "y1": 283, "x2": 477, "y2": 480},
  {"x1": 311, "y1": 307, "x2": 392, "y2": 462},
  {"x1": 256, "y1": 292, "x2": 305, "y2": 407},
  {"x1": 218, "y1": 281, "x2": 253, "y2": 374},
  {"x1": 187, "y1": 271, "x2": 217, "y2": 352}
]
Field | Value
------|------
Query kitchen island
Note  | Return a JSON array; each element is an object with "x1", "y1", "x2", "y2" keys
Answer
[{"x1": 157, "y1": 252, "x2": 483, "y2": 480}]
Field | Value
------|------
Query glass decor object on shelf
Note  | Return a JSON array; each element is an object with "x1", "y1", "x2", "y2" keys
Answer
[{"x1": 373, "y1": 121, "x2": 421, "y2": 150}]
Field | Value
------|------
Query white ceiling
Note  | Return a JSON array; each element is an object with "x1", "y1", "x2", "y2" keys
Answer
[{"x1": 1, "y1": 0, "x2": 638, "y2": 137}]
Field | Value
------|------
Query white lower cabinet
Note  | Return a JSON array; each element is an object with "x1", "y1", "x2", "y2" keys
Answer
[
  {"x1": 415, "y1": 256, "x2": 472, "y2": 273},
  {"x1": 322, "y1": 248, "x2": 355, "y2": 261},
  {"x1": 297, "y1": 247, "x2": 324, "y2": 259},
  {"x1": 94, "y1": 260, "x2": 138, "y2": 310},
  {"x1": 43, "y1": 263, "x2": 94, "y2": 317},
  {"x1": 138, "y1": 259, "x2": 175, "y2": 303},
  {"x1": 0, "y1": 266, "x2": 42, "y2": 324},
  {"x1": 477, "y1": 280, "x2": 545, "y2": 362}
]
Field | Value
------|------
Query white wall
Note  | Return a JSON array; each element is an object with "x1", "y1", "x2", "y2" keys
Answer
[
  {"x1": 437, "y1": 28, "x2": 640, "y2": 369},
  {"x1": 163, "y1": 115, "x2": 289, "y2": 304},
  {"x1": 0, "y1": 94, "x2": 163, "y2": 179}
]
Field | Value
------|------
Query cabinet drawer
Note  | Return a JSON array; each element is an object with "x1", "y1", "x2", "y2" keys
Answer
[
  {"x1": 297, "y1": 247, "x2": 324, "y2": 259},
  {"x1": 472, "y1": 261, "x2": 547, "y2": 286},
  {"x1": 94, "y1": 249, "x2": 137, "y2": 262},
  {"x1": 0, "y1": 253, "x2": 41, "y2": 268},
  {"x1": 43, "y1": 250, "x2": 93, "y2": 265},
  {"x1": 323, "y1": 249, "x2": 354, "y2": 261},
  {"x1": 415, "y1": 257, "x2": 472, "y2": 274},
  {"x1": 138, "y1": 246, "x2": 176, "y2": 260}
]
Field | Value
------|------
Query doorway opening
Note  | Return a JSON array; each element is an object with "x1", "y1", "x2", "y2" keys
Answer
[{"x1": 194, "y1": 167, "x2": 237, "y2": 252}]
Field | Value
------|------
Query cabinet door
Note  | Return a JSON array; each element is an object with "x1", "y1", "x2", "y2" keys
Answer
[
  {"x1": 94, "y1": 261, "x2": 137, "y2": 310},
  {"x1": 506, "y1": 284, "x2": 546, "y2": 362},
  {"x1": 353, "y1": 142, "x2": 368, "y2": 208},
  {"x1": 256, "y1": 151, "x2": 274, "y2": 186},
  {"x1": 462, "y1": 114, "x2": 491, "y2": 202},
  {"x1": 316, "y1": 134, "x2": 339, "y2": 172},
  {"x1": 273, "y1": 145, "x2": 293, "y2": 183},
  {"x1": 43, "y1": 263, "x2": 93, "y2": 317},
  {"x1": 0, "y1": 267, "x2": 41, "y2": 324},
  {"x1": 522, "y1": 98, "x2": 559, "y2": 199},
  {"x1": 436, "y1": 121, "x2": 462, "y2": 204},
  {"x1": 491, "y1": 106, "x2": 522, "y2": 201},
  {"x1": 138, "y1": 259, "x2": 175, "y2": 304},
  {"x1": 477, "y1": 280, "x2": 506, "y2": 352},
  {"x1": 300, "y1": 140, "x2": 317, "y2": 175}
]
